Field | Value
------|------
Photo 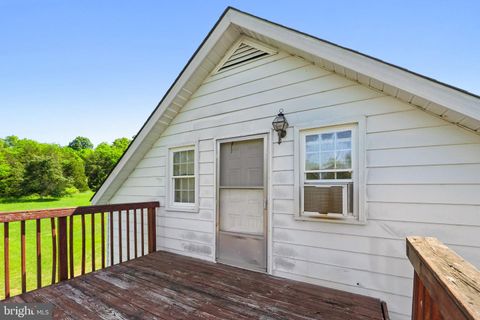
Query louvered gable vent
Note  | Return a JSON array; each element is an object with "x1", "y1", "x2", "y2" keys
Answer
[{"x1": 215, "y1": 37, "x2": 277, "y2": 73}]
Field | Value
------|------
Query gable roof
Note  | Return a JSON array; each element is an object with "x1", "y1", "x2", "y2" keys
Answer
[{"x1": 91, "y1": 6, "x2": 480, "y2": 204}]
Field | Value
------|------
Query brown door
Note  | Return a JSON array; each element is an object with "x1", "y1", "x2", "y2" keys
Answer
[{"x1": 216, "y1": 136, "x2": 267, "y2": 272}]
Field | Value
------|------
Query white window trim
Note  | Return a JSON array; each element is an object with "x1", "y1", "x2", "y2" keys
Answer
[
  {"x1": 293, "y1": 116, "x2": 366, "y2": 224},
  {"x1": 166, "y1": 144, "x2": 199, "y2": 213}
]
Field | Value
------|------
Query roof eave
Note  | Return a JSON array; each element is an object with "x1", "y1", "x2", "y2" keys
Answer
[
  {"x1": 91, "y1": 8, "x2": 237, "y2": 204},
  {"x1": 227, "y1": 9, "x2": 480, "y2": 121}
]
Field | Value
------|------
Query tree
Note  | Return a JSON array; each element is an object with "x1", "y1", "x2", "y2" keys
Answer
[
  {"x1": 84, "y1": 138, "x2": 130, "y2": 191},
  {"x1": 0, "y1": 159, "x2": 24, "y2": 197},
  {"x1": 21, "y1": 155, "x2": 68, "y2": 197},
  {"x1": 4, "y1": 135, "x2": 19, "y2": 147},
  {"x1": 62, "y1": 149, "x2": 89, "y2": 192},
  {"x1": 0, "y1": 150, "x2": 15, "y2": 196},
  {"x1": 0, "y1": 135, "x2": 130, "y2": 197},
  {"x1": 112, "y1": 137, "x2": 130, "y2": 151},
  {"x1": 0, "y1": 138, "x2": 27, "y2": 197},
  {"x1": 68, "y1": 136, "x2": 93, "y2": 151}
]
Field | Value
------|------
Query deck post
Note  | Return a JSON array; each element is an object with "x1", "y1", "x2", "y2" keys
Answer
[
  {"x1": 58, "y1": 216, "x2": 68, "y2": 281},
  {"x1": 406, "y1": 236, "x2": 480, "y2": 320},
  {"x1": 147, "y1": 207, "x2": 156, "y2": 253}
]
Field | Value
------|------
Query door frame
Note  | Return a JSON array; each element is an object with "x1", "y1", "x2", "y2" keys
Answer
[{"x1": 214, "y1": 132, "x2": 270, "y2": 273}]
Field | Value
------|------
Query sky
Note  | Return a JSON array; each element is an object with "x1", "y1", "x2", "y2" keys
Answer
[{"x1": 1, "y1": 0, "x2": 479, "y2": 146}]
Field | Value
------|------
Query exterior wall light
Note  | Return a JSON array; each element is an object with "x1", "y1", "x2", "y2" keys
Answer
[{"x1": 272, "y1": 109, "x2": 289, "y2": 144}]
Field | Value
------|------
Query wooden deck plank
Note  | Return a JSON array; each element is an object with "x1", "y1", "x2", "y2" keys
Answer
[
  {"x1": 75, "y1": 269, "x2": 215, "y2": 319},
  {"x1": 99, "y1": 265, "x2": 255, "y2": 319},
  {"x1": 111, "y1": 263, "x2": 285, "y2": 319},
  {"x1": 3, "y1": 250, "x2": 387, "y2": 320},
  {"x1": 67, "y1": 278, "x2": 163, "y2": 320},
  {"x1": 24, "y1": 284, "x2": 88, "y2": 320},
  {"x1": 21, "y1": 294, "x2": 73, "y2": 319},
  {"x1": 136, "y1": 254, "x2": 374, "y2": 320},
  {"x1": 144, "y1": 252, "x2": 383, "y2": 319}
]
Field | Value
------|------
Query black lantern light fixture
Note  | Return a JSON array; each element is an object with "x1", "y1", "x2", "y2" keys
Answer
[{"x1": 272, "y1": 109, "x2": 289, "y2": 144}]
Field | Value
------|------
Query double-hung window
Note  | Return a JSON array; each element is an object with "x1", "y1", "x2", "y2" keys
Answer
[
  {"x1": 300, "y1": 124, "x2": 359, "y2": 220},
  {"x1": 168, "y1": 146, "x2": 197, "y2": 211}
]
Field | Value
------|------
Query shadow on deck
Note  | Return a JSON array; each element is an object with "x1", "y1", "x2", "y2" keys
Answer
[{"x1": 5, "y1": 251, "x2": 388, "y2": 319}]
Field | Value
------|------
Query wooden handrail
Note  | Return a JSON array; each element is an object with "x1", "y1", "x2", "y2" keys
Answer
[
  {"x1": 1, "y1": 201, "x2": 159, "y2": 300},
  {"x1": 406, "y1": 236, "x2": 480, "y2": 320},
  {"x1": 0, "y1": 201, "x2": 159, "y2": 222}
]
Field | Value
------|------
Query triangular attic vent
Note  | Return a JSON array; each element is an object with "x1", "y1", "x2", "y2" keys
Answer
[{"x1": 215, "y1": 37, "x2": 277, "y2": 73}]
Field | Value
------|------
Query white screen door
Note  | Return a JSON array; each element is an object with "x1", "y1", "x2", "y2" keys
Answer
[{"x1": 217, "y1": 136, "x2": 267, "y2": 271}]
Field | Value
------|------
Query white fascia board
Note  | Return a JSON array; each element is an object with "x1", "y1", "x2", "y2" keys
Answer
[{"x1": 229, "y1": 10, "x2": 480, "y2": 121}]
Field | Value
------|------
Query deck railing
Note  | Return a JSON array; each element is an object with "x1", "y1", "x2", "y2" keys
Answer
[
  {"x1": 0, "y1": 201, "x2": 159, "y2": 300},
  {"x1": 406, "y1": 236, "x2": 480, "y2": 320}
]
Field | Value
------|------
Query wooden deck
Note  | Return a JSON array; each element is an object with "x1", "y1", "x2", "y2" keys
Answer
[{"x1": 5, "y1": 251, "x2": 388, "y2": 319}]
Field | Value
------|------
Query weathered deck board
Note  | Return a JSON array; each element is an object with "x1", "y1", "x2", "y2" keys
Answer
[{"x1": 3, "y1": 250, "x2": 387, "y2": 319}]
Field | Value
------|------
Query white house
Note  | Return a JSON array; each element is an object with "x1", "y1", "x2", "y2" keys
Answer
[{"x1": 91, "y1": 7, "x2": 480, "y2": 320}]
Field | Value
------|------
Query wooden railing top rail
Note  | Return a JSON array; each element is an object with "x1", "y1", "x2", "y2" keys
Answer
[
  {"x1": 0, "y1": 201, "x2": 160, "y2": 223},
  {"x1": 406, "y1": 236, "x2": 480, "y2": 320}
]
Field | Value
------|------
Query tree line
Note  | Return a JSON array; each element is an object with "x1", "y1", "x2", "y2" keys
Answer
[{"x1": 0, "y1": 136, "x2": 131, "y2": 198}]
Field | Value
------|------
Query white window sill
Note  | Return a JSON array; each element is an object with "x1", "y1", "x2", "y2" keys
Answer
[
  {"x1": 294, "y1": 214, "x2": 366, "y2": 225},
  {"x1": 165, "y1": 205, "x2": 199, "y2": 213}
]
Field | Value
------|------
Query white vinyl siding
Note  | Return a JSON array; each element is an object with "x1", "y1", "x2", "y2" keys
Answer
[{"x1": 108, "y1": 45, "x2": 480, "y2": 320}]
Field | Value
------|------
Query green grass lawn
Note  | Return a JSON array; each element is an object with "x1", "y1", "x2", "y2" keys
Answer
[
  {"x1": 0, "y1": 191, "x2": 106, "y2": 298},
  {"x1": 0, "y1": 192, "x2": 94, "y2": 212}
]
